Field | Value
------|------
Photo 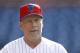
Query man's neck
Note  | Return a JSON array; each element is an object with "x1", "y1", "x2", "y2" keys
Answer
[{"x1": 24, "y1": 36, "x2": 41, "y2": 48}]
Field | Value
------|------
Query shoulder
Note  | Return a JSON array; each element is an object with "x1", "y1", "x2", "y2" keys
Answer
[
  {"x1": 0, "y1": 37, "x2": 23, "y2": 53},
  {"x1": 42, "y1": 37, "x2": 68, "y2": 53},
  {"x1": 42, "y1": 37, "x2": 61, "y2": 46},
  {"x1": 5, "y1": 37, "x2": 23, "y2": 46}
]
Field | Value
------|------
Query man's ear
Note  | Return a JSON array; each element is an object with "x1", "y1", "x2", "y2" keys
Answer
[
  {"x1": 19, "y1": 22, "x2": 22, "y2": 27},
  {"x1": 41, "y1": 19, "x2": 43, "y2": 27},
  {"x1": 19, "y1": 22, "x2": 23, "y2": 30},
  {"x1": 41, "y1": 19, "x2": 43, "y2": 32}
]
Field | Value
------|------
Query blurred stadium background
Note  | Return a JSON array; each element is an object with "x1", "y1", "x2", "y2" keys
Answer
[{"x1": 0, "y1": 0, "x2": 80, "y2": 53}]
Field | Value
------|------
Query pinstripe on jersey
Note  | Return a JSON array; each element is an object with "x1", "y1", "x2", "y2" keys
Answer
[{"x1": 0, "y1": 37, "x2": 68, "y2": 53}]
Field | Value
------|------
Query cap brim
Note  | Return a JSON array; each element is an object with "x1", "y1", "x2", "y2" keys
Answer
[{"x1": 24, "y1": 13, "x2": 43, "y2": 18}]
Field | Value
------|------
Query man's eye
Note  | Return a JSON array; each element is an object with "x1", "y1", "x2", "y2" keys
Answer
[
  {"x1": 35, "y1": 19, "x2": 39, "y2": 22},
  {"x1": 24, "y1": 20, "x2": 31, "y2": 23},
  {"x1": 26, "y1": 20, "x2": 31, "y2": 22}
]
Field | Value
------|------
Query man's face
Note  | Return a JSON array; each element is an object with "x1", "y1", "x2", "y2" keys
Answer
[{"x1": 20, "y1": 15, "x2": 43, "y2": 37}]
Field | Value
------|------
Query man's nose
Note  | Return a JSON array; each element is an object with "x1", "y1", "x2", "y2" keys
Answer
[{"x1": 32, "y1": 21, "x2": 37, "y2": 26}]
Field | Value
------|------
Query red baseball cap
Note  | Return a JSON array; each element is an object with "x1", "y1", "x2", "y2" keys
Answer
[{"x1": 20, "y1": 3, "x2": 43, "y2": 21}]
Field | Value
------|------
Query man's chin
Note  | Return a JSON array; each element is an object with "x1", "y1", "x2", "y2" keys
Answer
[{"x1": 30, "y1": 32, "x2": 39, "y2": 36}]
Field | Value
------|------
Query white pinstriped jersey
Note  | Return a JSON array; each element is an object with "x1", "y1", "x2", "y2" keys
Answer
[{"x1": 0, "y1": 37, "x2": 68, "y2": 53}]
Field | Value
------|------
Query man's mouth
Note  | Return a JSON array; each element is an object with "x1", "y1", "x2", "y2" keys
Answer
[{"x1": 30, "y1": 30, "x2": 39, "y2": 32}]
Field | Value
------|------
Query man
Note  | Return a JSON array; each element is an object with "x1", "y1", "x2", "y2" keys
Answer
[{"x1": 0, "y1": 3, "x2": 68, "y2": 53}]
